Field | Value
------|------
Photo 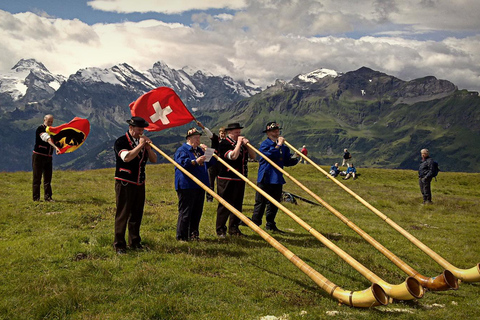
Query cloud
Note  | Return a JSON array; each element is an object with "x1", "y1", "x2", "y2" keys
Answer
[
  {"x1": 87, "y1": 0, "x2": 247, "y2": 14},
  {"x1": 1, "y1": 1, "x2": 480, "y2": 94}
]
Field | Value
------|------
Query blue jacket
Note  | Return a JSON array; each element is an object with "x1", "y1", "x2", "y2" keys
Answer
[
  {"x1": 330, "y1": 165, "x2": 340, "y2": 174},
  {"x1": 174, "y1": 143, "x2": 216, "y2": 190},
  {"x1": 257, "y1": 138, "x2": 299, "y2": 185},
  {"x1": 346, "y1": 166, "x2": 357, "y2": 174}
]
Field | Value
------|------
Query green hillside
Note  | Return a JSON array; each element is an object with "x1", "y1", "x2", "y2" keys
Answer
[
  {"x1": 205, "y1": 87, "x2": 480, "y2": 173},
  {"x1": 1, "y1": 163, "x2": 479, "y2": 319}
]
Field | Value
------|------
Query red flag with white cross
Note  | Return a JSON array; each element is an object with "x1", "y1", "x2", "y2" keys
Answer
[{"x1": 129, "y1": 87, "x2": 195, "y2": 132}]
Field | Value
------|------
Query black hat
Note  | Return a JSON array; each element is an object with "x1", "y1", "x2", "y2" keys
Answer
[
  {"x1": 186, "y1": 127, "x2": 202, "y2": 139},
  {"x1": 225, "y1": 123, "x2": 244, "y2": 131},
  {"x1": 263, "y1": 121, "x2": 282, "y2": 132},
  {"x1": 126, "y1": 116, "x2": 149, "y2": 127}
]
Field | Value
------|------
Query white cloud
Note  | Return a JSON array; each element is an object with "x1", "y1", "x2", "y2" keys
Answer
[
  {"x1": 87, "y1": 0, "x2": 247, "y2": 14},
  {"x1": 1, "y1": 0, "x2": 480, "y2": 93}
]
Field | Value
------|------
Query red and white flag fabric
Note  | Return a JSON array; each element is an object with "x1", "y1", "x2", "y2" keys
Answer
[
  {"x1": 129, "y1": 87, "x2": 195, "y2": 132},
  {"x1": 46, "y1": 117, "x2": 90, "y2": 154}
]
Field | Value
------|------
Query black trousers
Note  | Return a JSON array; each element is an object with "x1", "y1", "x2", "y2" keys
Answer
[
  {"x1": 32, "y1": 153, "x2": 53, "y2": 201},
  {"x1": 252, "y1": 182, "x2": 283, "y2": 228},
  {"x1": 419, "y1": 177, "x2": 432, "y2": 202},
  {"x1": 176, "y1": 188, "x2": 205, "y2": 240},
  {"x1": 216, "y1": 179, "x2": 245, "y2": 235},
  {"x1": 114, "y1": 180, "x2": 145, "y2": 249},
  {"x1": 206, "y1": 163, "x2": 221, "y2": 200}
]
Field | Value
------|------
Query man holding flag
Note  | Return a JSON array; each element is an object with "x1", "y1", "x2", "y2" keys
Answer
[
  {"x1": 32, "y1": 114, "x2": 61, "y2": 201},
  {"x1": 125, "y1": 86, "x2": 196, "y2": 247},
  {"x1": 113, "y1": 116, "x2": 157, "y2": 254}
]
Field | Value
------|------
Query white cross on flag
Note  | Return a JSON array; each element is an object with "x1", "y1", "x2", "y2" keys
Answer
[{"x1": 129, "y1": 87, "x2": 194, "y2": 132}]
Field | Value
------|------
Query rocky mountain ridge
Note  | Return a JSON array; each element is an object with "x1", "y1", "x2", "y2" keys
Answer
[{"x1": 1, "y1": 59, "x2": 478, "y2": 172}]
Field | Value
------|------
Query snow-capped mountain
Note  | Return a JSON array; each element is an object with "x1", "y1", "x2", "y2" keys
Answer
[
  {"x1": 0, "y1": 59, "x2": 65, "y2": 109},
  {"x1": 298, "y1": 68, "x2": 341, "y2": 82},
  {"x1": 288, "y1": 68, "x2": 342, "y2": 90},
  {"x1": 0, "y1": 58, "x2": 262, "y2": 113}
]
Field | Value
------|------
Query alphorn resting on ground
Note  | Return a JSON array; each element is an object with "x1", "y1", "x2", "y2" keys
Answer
[
  {"x1": 248, "y1": 142, "x2": 458, "y2": 291},
  {"x1": 286, "y1": 140, "x2": 479, "y2": 284},
  {"x1": 211, "y1": 152, "x2": 424, "y2": 302},
  {"x1": 149, "y1": 142, "x2": 389, "y2": 308}
]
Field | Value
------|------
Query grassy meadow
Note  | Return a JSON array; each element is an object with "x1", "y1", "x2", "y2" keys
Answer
[{"x1": 1, "y1": 161, "x2": 479, "y2": 319}]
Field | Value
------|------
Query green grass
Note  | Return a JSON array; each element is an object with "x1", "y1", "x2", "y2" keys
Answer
[{"x1": 1, "y1": 163, "x2": 479, "y2": 319}]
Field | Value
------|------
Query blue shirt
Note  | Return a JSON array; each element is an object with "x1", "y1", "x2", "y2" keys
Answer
[
  {"x1": 346, "y1": 166, "x2": 357, "y2": 174},
  {"x1": 257, "y1": 138, "x2": 299, "y2": 185},
  {"x1": 174, "y1": 143, "x2": 216, "y2": 190},
  {"x1": 330, "y1": 165, "x2": 340, "y2": 174}
]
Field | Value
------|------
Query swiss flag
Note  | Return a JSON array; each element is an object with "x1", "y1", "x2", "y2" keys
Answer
[{"x1": 129, "y1": 87, "x2": 195, "y2": 132}]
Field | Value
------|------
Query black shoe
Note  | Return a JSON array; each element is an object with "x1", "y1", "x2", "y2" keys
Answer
[
  {"x1": 266, "y1": 226, "x2": 285, "y2": 234},
  {"x1": 130, "y1": 243, "x2": 144, "y2": 250},
  {"x1": 228, "y1": 229, "x2": 246, "y2": 237}
]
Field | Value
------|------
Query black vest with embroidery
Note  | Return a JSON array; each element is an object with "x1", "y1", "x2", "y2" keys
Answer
[
  {"x1": 114, "y1": 132, "x2": 148, "y2": 185},
  {"x1": 218, "y1": 137, "x2": 249, "y2": 180},
  {"x1": 33, "y1": 124, "x2": 54, "y2": 156}
]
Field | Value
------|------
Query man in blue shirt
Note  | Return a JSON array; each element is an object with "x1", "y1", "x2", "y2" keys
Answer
[
  {"x1": 174, "y1": 127, "x2": 216, "y2": 241},
  {"x1": 343, "y1": 163, "x2": 357, "y2": 180},
  {"x1": 251, "y1": 122, "x2": 299, "y2": 233},
  {"x1": 329, "y1": 162, "x2": 340, "y2": 177}
]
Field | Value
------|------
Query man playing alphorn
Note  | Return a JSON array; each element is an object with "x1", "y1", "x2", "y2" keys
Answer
[
  {"x1": 251, "y1": 122, "x2": 299, "y2": 233},
  {"x1": 216, "y1": 123, "x2": 255, "y2": 237}
]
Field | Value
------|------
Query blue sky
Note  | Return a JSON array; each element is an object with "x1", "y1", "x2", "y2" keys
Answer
[{"x1": 1, "y1": 0, "x2": 479, "y2": 91}]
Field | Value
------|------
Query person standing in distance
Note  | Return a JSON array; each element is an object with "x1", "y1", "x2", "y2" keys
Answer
[
  {"x1": 251, "y1": 122, "x2": 299, "y2": 233},
  {"x1": 113, "y1": 116, "x2": 157, "y2": 254},
  {"x1": 342, "y1": 148, "x2": 352, "y2": 167},
  {"x1": 300, "y1": 145, "x2": 308, "y2": 164},
  {"x1": 418, "y1": 148, "x2": 434, "y2": 205},
  {"x1": 32, "y1": 114, "x2": 61, "y2": 202}
]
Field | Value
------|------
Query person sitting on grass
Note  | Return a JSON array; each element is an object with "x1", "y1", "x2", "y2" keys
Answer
[
  {"x1": 329, "y1": 162, "x2": 340, "y2": 177},
  {"x1": 343, "y1": 163, "x2": 357, "y2": 180}
]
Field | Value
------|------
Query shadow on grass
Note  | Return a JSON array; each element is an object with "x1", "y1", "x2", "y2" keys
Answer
[
  {"x1": 53, "y1": 197, "x2": 111, "y2": 205},
  {"x1": 247, "y1": 260, "x2": 376, "y2": 305},
  {"x1": 242, "y1": 230, "x2": 361, "y2": 248}
]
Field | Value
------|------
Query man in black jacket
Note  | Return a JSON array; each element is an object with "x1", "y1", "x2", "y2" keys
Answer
[
  {"x1": 32, "y1": 114, "x2": 61, "y2": 201},
  {"x1": 113, "y1": 117, "x2": 157, "y2": 254},
  {"x1": 418, "y1": 148, "x2": 434, "y2": 205}
]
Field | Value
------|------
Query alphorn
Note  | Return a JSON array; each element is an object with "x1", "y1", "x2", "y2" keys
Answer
[
  {"x1": 286, "y1": 140, "x2": 479, "y2": 283},
  {"x1": 149, "y1": 143, "x2": 388, "y2": 307},
  {"x1": 212, "y1": 153, "x2": 423, "y2": 301},
  {"x1": 247, "y1": 142, "x2": 457, "y2": 291}
]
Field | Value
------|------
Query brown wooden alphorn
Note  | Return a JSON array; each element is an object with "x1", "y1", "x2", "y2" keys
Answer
[
  {"x1": 285, "y1": 141, "x2": 479, "y2": 284},
  {"x1": 149, "y1": 143, "x2": 388, "y2": 307},
  {"x1": 211, "y1": 152, "x2": 423, "y2": 301},
  {"x1": 248, "y1": 142, "x2": 458, "y2": 291}
]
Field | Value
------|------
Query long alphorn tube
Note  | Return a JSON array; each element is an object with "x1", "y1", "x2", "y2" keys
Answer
[
  {"x1": 212, "y1": 153, "x2": 423, "y2": 301},
  {"x1": 149, "y1": 143, "x2": 388, "y2": 308},
  {"x1": 248, "y1": 142, "x2": 456, "y2": 291},
  {"x1": 286, "y1": 141, "x2": 479, "y2": 284}
]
